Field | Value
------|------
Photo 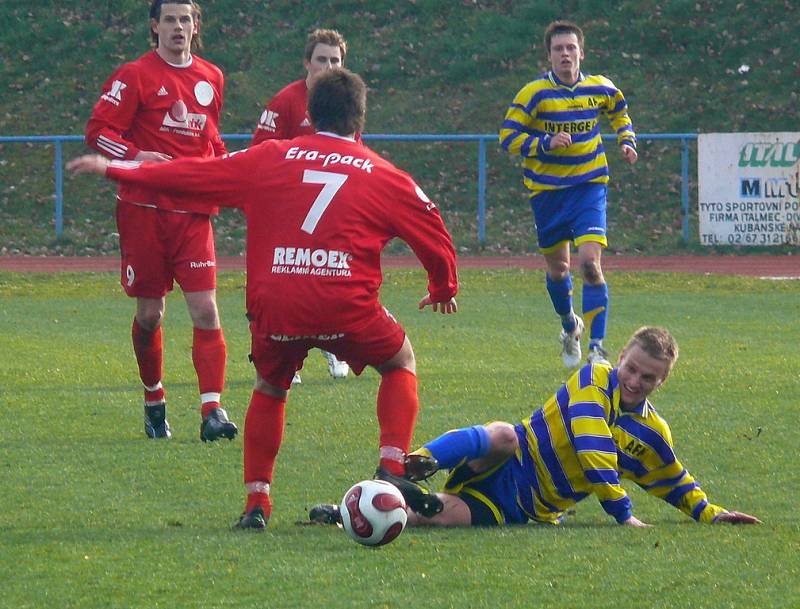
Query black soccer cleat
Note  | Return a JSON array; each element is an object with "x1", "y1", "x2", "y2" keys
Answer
[
  {"x1": 308, "y1": 503, "x2": 342, "y2": 526},
  {"x1": 403, "y1": 453, "x2": 440, "y2": 482},
  {"x1": 375, "y1": 467, "x2": 443, "y2": 518},
  {"x1": 200, "y1": 407, "x2": 238, "y2": 442},
  {"x1": 233, "y1": 506, "x2": 267, "y2": 531},
  {"x1": 144, "y1": 402, "x2": 172, "y2": 439}
]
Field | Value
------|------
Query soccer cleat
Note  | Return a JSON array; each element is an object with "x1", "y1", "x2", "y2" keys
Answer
[
  {"x1": 308, "y1": 503, "x2": 342, "y2": 526},
  {"x1": 233, "y1": 506, "x2": 267, "y2": 531},
  {"x1": 144, "y1": 402, "x2": 171, "y2": 439},
  {"x1": 587, "y1": 344, "x2": 611, "y2": 366},
  {"x1": 559, "y1": 316, "x2": 584, "y2": 368},
  {"x1": 374, "y1": 467, "x2": 443, "y2": 518},
  {"x1": 291, "y1": 371, "x2": 302, "y2": 385},
  {"x1": 200, "y1": 407, "x2": 239, "y2": 442},
  {"x1": 403, "y1": 453, "x2": 440, "y2": 482},
  {"x1": 323, "y1": 351, "x2": 349, "y2": 379}
]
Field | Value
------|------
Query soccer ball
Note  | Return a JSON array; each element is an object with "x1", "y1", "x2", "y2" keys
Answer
[{"x1": 340, "y1": 479, "x2": 408, "y2": 546}]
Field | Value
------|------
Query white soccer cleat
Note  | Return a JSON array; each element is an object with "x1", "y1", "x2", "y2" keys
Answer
[
  {"x1": 559, "y1": 316, "x2": 584, "y2": 368},
  {"x1": 323, "y1": 350, "x2": 349, "y2": 378},
  {"x1": 291, "y1": 371, "x2": 302, "y2": 384},
  {"x1": 587, "y1": 344, "x2": 611, "y2": 366}
]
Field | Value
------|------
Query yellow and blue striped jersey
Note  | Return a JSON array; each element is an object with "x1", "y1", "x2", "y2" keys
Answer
[
  {"x1": 515, "y1": 363, "x2": 727, "y2": 524},
  {"x1": 499, "y1": 71, "x2": 636, "y2": 195}
]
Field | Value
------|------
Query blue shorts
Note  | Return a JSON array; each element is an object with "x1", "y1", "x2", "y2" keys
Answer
[
  {"x1": 442, "y1": 458, "x2": 528, "y2": 526},
  {"x1": 530, "y1": 182, "x2": 608, "y2": 252}
]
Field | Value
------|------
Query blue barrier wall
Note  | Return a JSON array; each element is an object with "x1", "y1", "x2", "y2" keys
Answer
[{"x1": 0, "y1": 133, "x2": 697, "y2": 243}]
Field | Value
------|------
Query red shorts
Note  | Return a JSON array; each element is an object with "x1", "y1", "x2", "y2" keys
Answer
[
  {"x1": 249, "y1": 307, "x2": 406, "y2": 390},
  {"x1": 116, "y1": 202, "x2": 217, "y2": 298}
]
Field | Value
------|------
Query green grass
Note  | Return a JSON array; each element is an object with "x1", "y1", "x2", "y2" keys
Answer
[
  {"x1": 1, "y1": 1, "x2": 798, "y2": 255},
  {"x1": 1, "y1": 268, "x2": 798, "y2": 608}
]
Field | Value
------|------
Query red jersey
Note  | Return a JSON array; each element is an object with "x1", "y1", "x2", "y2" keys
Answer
[
  {"x1": 86, "y1": 50, "x2": 227, "y2": 215},
  {"x1": 251, "y1": 79, "x2": 312, "y2": 145},
  {"x1": 106, "y1": 133, "x2": 458, "y2": 334}
]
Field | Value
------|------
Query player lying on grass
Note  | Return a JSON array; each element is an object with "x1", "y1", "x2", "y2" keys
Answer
[
  {"x1": 68, "y1": 68, "x2": 458, "y2": 531},
  {"x1": 310, "y1": 326, "x2": 761, "y2": 527}
]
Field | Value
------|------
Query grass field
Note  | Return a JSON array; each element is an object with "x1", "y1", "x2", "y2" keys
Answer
[{"x1": 1, "y1": 268, "x2": 798, "y2": 609}]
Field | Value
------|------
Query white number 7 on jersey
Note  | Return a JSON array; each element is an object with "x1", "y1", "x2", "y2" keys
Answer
[{"x1": 301, "y1": 169, "x2": 348, "y2": 234}]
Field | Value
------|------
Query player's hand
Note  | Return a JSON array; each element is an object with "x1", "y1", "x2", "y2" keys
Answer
[
  {"x1": 714, "y1": 511, "x2": 762, "y2": 525},
  {"x1": 418, "y1": 294, "x2": 458, "y2": 314},
  {"x1": 135, "y1": 150, "x2": 173, "y2": 163},
  {"x1": 621, "y1": 144, "x2": 638, "y2": 165},
  {"x1": 66, "y1": 154, "x2": 110, "y2": 175},
  {"x1": 547, "y1": 132, "x2": 572, "y2": 150},
  {"x1": 621, "y1": 515, "x2": 651, "y2": 528}
]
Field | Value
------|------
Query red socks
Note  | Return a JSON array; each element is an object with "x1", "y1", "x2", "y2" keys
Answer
[
  {"x1": 243, "y1": 390, "x2": 287, "y2": 516},
  {"x1": 376, "y1": 368, "x2": 419, "y2": 475},
  {"x1": 192, "y1": 327, "x2": 227, "y2": 418},
  {"x1": 132, "y1": 319, "x2": 164, "y2": 403}
]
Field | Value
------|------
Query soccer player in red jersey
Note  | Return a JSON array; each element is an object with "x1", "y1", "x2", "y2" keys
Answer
[
  {"x1": 69, "y1": 68, "x2": 460, "y2": 530},
  {"x1": 253, "y1": 28, "x2": 352, "y2": 381},
  {"x1": 84, "y1": 0, "x2": 237, "y2": 442}
]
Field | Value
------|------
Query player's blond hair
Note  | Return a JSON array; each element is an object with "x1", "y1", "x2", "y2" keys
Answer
[
  {"x1": 543, "y1": 20, "x2": 583, "y2": 56},
  {"x1": 304, "y1": 29, "x2": 347, "y2": 63},
  {"x1": 623, "y1": 327, "x2": 680, "y2": 375},
  {"x1": 149, "y1": 0, "x2": 203, "y2": 50}
]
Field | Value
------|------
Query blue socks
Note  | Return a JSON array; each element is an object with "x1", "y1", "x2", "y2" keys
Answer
[
  {"x1": 421, "y1": 425, "x2": 491, "y2": 470},
  {"x1": 546, "y1": 273, "x2": 576, "y2": 331},
  {"x1": 583, "y1": 282, "x2": 609, "y2": 343}
]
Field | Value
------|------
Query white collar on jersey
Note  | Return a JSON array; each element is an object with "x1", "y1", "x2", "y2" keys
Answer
[
  {"x1": 316, "y1": 131, "x2": 357, "y2": 142},
  {"x1": 160, "y1": 54, "x2": 194, "y2": 69}
]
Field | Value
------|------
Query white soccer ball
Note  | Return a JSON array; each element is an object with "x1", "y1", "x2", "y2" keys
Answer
[{"x1": 340, "y1": 479, "x2": 408, "y2": 546}]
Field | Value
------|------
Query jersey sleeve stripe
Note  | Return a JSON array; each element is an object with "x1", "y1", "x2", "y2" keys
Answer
[
  {"x1": 569, "y1": 401, "x2": 606, "y2": 419},
  {"x1": 617, "y1": 452, "x2": 649, "y2": 478},
  {"x1": 664, "y1": 482, "x2": 699, "y2": 506},
  {"x1": 585, "y1": 468, "x2": 621, "y2": 485},
  {"x1": 574, "y1": 435, "x2": 617, "y2": 454}
]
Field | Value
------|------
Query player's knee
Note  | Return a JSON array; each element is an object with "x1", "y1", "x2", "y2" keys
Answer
[
  {"x1": 580, "y1": 258, "x2": 604, "y2": 284},
  {"x1": 547, "y1": 260, "x2": 570, "y2": 280},
  {"x1": 485, "y1": 422, "x2": 518, "y2": 454},
  {"x1": 190, "y1": 303, "x2": 220, "y2": 329},
  {"x1": 136, "y1": 310, "x2": 163, "y2": 331}
]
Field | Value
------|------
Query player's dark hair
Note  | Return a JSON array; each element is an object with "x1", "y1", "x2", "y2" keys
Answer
[
  {"x1": 149, "y1": 0, "x2": 203, "y2": 50},
  {"x1": 543, "y1": 20, "x2": 583, "y2": 55},
  {"x1": 626, "y1": 326, "x2": 680, "y2": 374},
  {"x1": 304, "y1": 28, "x2": 347, "y2": 63},
  {"x1": 308, "y1": 69, "x2": 366, "y2": 137}
]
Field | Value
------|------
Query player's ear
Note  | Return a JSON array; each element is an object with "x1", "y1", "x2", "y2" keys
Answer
[{"x1": 150, "y1": 18, "x2": 159, "y2": 35}]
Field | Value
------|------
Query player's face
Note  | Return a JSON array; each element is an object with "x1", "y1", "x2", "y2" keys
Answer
[
  {"x1": 616, "y1": 344, "x2": 670, "y2": 409},
  {"x1": 548, "y1": 33, "x2": 583, "y2": 84},
  {"x1": 305, "y1": 44, "x2": 343, "y2": 82},
  {"x1": 152, "y1": 4, "x2": 197, "y2": 61}
]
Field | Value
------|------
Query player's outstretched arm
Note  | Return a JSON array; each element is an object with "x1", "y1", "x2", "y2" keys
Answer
[
  {"x1": 67, "y1": 154, "x2": 111, "y2": 176},
  {"x1": 418, "y1": 294, "x2": 458, "y2": 314},
  {"x1": 714, "y1": 511, "x2": 762, "y2": 525},
  {"x1": 134, "y1": 151, "x2": 172, "y2": 163}
]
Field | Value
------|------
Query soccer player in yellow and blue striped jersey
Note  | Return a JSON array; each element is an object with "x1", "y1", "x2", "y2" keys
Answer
[
  {"x1": 500, "y1": 21, "x2": 638, "y2": 369},
  {"x1": 405, "y1": 327, "x2": 761, "y2": 528}
]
